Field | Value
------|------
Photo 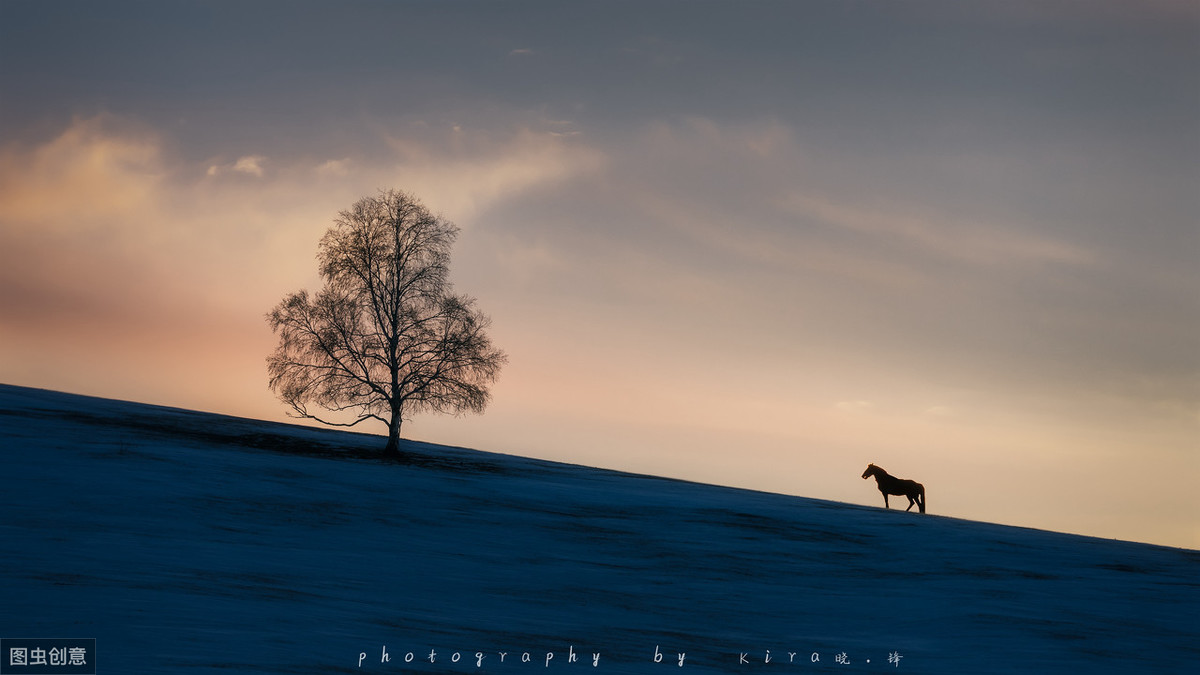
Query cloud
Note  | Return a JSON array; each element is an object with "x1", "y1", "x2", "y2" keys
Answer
[
  {"x1": 315, "y1": 158, "x2": 351, "y2": 176},
  {"x1": 0, "y1": 115, "x2": 162, "y2": 226},
  {"x1": 508, "y1": 48, "x2": 536, "y2": 57},
  {"x1": 0, "y1": 116, "x2": 365, "y2": 423},
  {"x1": 380, "y1": 122, "x2": 607, "y2": 222},
  {"x1": 0, "y1": 119, "x2": 176, "y2": 305},
  {"x1": 779, "y1": 192, "x2": 1097, "y2": 268},
  {"x1": 462, "y1": 114, "x2": 1199, "y2": 446},
  {"x1": 233, "y1": 155, "x2": 266, "y2": 177},
  {"x1": 0, "y1": 114, "x2": 614, "y2": 348},
  {"x1": 572, "y1": 117, "x2": 1095, "y2": 276},
  {"x1": 0, "y1": 119, "x2": 335, "y2": 328},
  {"x1": 205, "y1": 154, "x2": 268, "y2": 178}
]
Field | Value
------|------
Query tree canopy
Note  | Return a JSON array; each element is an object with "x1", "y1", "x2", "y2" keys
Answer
[{"x1": 267, "y1": 189, "x2": 506, "y2": 455}]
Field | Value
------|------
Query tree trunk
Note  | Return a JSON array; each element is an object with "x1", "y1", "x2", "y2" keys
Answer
[{"x1": 383, "y1": 409, "x2": 403, "y2": 457}]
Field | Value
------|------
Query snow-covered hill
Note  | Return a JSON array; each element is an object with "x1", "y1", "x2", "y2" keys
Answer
[{"x1": 1, "y1": 384, "x2": 1196, "y2": 673}]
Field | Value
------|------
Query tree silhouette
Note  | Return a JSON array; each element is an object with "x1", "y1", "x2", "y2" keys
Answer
[{"x1": 267, "y1": 189, "x2": 506, "y2": 456}]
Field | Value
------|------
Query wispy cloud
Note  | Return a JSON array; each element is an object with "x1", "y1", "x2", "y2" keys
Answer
[
  {"x1": 380, "y1": 122, "x2": 606, "y2": 221},
  {"x1": 314, "y1": 158, "x2": 351, "y2": 177},
  {"x1": 206, "y1": 154, "x2": 267, "y2": 178},
  {"x1": 233, "y1": 155, "x2": 266, "y2": 177},
  {"x1": 0, "y1": 115, "x2": 162, "y2": 226},
  {"x1": 779, "y1": 192, "x2": 1096, "y2": 268}
]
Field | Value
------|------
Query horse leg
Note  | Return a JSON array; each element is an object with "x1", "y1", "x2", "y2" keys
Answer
[
  {"x1": 882, "y1": 492, "x2": 889, "y2": 509},
  {"x1": 905, "y1": 496, "x2": 915, "y2": 512}
]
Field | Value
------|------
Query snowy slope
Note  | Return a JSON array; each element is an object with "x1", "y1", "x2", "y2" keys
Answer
[{"x1": 0, "y1": 384, "x2": 1196, "y2": 674}]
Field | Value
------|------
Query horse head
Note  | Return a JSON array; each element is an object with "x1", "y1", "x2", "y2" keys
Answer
[{"x1": 862, "y1": 463, "x2": 878, "y2": 479}]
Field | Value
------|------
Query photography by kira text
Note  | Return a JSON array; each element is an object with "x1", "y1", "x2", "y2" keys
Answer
[{"x1": 357, "y1": 645, "x2": 906, "y2": 668}]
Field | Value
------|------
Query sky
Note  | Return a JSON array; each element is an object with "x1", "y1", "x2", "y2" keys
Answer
[{"x1": 1, "y1": 0, "x2": 1196, "y2": 549}]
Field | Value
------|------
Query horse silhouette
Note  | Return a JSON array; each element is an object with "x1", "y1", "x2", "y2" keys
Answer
[{"x1": 862, "y1": 464, "x2": 925, "y2": 514}]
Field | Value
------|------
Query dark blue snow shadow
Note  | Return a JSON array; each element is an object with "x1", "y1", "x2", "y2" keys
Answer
[{"x1": 1, "y1": 384, "x2": 1197, "y2": 674}]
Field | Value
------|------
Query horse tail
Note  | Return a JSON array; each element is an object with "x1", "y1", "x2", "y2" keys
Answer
[{"x1": 919, "y1": 484, "x2": 926, "y2": 514}]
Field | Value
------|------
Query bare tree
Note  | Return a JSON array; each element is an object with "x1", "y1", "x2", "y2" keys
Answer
[{"x1": 267, "y1": 189, "x2": 506, "y2": 456}]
